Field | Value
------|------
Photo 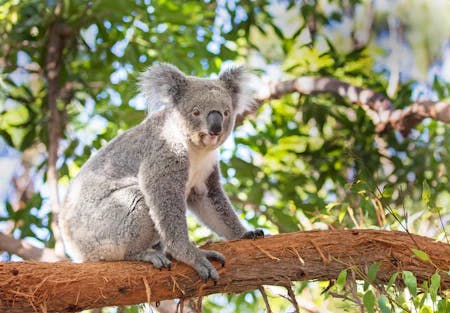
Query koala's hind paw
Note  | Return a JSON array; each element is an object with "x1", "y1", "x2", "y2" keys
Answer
[
  {"x1": 131, "y1": 249, "x2": 172, "y2": 270},
  {"x1": 241, "y1": 229, "x2": 264, "y2": 240},
  {"x1": 194, "y1": 249, "x2": 225, "y2": 282}
]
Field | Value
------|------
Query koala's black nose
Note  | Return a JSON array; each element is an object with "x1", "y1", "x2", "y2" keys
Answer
[{"x1": 207, "y1": 110, "x2": 223, "y2": 135}]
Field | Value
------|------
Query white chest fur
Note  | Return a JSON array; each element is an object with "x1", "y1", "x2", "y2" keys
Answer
[{"x1": 186, "y1": 149, "x2": 218, "y2": 197}]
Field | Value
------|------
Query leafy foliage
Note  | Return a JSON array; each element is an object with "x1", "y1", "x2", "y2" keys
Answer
[{"x1": 1, "y1": 0, "x2": 449, "y2": 312}]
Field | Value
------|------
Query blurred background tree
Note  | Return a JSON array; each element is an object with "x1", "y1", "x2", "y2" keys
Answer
[{"x1": 0, "y1": 0, "x2": 449, "y2": 312}]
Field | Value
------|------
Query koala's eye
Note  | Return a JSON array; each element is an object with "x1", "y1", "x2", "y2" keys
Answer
[
  {"x1": 192, "y1": 108, "x2": 200, "y2": 116},
  {"x1": 224, "y1": 110, "x2": 230, "y2": 117}
]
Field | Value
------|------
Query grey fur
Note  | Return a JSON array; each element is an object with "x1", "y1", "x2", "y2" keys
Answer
[{"x1": 60, "y1": 63, "x2": 262, "y2": 281}]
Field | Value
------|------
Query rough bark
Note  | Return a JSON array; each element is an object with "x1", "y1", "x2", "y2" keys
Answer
[
  {"x1": 238, "y1": 77, "x2": 450, "y2": 136},
  {"x1": 0, "y1": 230, "x2": 448, "y2": 313}
]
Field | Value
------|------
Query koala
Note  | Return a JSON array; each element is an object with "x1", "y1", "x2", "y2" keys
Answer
[{"x1": 59, "y1": 63, "x2": 263, "y2": 281}]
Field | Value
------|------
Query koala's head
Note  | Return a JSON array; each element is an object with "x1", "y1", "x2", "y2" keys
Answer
[{"x1": 140, "y1": 63, "x2": 254, "y2": 150}]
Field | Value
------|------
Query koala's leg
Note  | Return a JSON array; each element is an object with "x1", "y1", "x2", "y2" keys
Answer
[
  {"x1": 139, "y1": 156, "x2": 224, "y2": 281},
  {"x1": 62, "y1": 181, "x2": 162, "y2": 264},
  {"x1": 111, "y1": 185, "x2": 168, "y2": 268},
  {"x1": 188, "y1": 166, "x2": 264, "y2": 240}
]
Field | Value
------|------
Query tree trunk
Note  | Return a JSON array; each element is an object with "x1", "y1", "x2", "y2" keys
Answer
[
  {"x1": 44, "y1": 20, "x2": 72, "y2": 259},
  {"x1": 0, "y1": 230, "x2": 448, "y2": 313}
]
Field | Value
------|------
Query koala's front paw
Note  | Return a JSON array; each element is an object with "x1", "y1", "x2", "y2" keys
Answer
[
  {"x1": 193, "y1": 249, "x2": 225, "y2": 282},
  {"x1": 240, "y1": 229, "x2": 265, "y2": 240}
]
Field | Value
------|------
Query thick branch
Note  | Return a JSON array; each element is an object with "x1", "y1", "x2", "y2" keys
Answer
[
  {"x1": 0, "y1": 233, "x2": 62, "y2": 262},
  {"x1": 243, "y1": 77, "x2": 450, "y2": 136},
  {"x1": 0, "y1": 230, "x2": 448, "y2": 313}
]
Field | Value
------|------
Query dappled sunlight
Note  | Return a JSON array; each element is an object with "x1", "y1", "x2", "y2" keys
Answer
[{"x1": 0, "y1": 0, "x2": 449, "y2": 312}]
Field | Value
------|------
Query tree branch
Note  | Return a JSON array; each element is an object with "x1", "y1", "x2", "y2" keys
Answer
[
  {"x1": 240, "y1": 77, "x2": 450, "y2": 136},
  {"x1": 0, "y1": 233, "x2": 62, "y2": 262},
  {"x1": 0, "y1": 230, "x2": 448, "y2": 313}
]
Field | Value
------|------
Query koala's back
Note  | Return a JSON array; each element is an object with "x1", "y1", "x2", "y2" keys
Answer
[{"x1": 60, "y1": 112, "x2": 167, "y2": 261}]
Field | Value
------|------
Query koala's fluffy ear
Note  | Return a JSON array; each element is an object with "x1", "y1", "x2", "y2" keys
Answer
[
  {"x1": 219, "y1": 66, "x2": 255, "y2": 115},
  {"x1": 139, "y1": 63, "x2": 188, "y2": 110}
]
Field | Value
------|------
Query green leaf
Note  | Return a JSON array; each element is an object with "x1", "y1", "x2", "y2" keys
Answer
[
  {"x1": 437, "y1": 298, "x2": 449, "y2": 312},
  {"x1": 429, "y1": 273, "x2": 440, "y2": 303},
  {"x1": 5, "y1": 202, "x2": 14, "y2": 215},
  {"x1": 364, "y1": 280, "x2": 369, "y2": 292},
  {"x1": 363, "y1": 290, "x2": 375, "y2": 313},
  {"x1": 335, "y1": 269, "x2": 347, "y2": 291},
  {"x1": 291, "y1": 24, "x2": 306, "y2": 40},
  {"x1": 386, "y1": 272, "x2": 398, "y2": 290},
  {"x1": 351, "y1": 180, "x2": 370, "y2": 193},
  {"x1": 411, "y1": 248, "x2": 430, "y2": 262},
  {"x1": 367, "y1": 262, "x2": 381, "y2": 282},
  {"x1": 338, "y1": 207, "x2": 346, "y2": 223},
  {"x1": 422, "y1": 180, "x2": 431, "y2": 205},
  {"x1": 420, "y1": 306, "x2": 433, "y2": 313},
  {"x1": 19, "y1": 128, "x2": 36, "y2": 150},
  {"x1": 3, "y1": 105, "x2": 30, "y2": 126},
  {"x1": 382, "y1": 184, "x2": 394, "y2": 198},
  {"x1": 325, "y1": 202, "x2": 341, "y2": 210},
  {"x1": 378, "y1": 295, "x2": 391, "y2": 313},
  {"x1": 419, "y1": 283, "x2": 428, "y2": 307},
  {"x1": 270, "y1": 23, "x2": 285, "y2": 40},
  {"x1": 432, "y1": 75, "x2": 447, "y2": 98},
  {"x1": 123, "y1": 305, "x2": 139, "y2": 313},
  {"x1": 403, "y1": 271, "x2": 417, "y2": 297},
  {"x1": 0, "y1": 129, "x2": 14, "y2": 146}
]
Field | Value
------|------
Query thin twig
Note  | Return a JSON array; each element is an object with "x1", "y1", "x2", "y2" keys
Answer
[
  {"x1": 310, "y1": 240, "x2": 329, "y2": 263},
  {"x1": 289, "y1": 247, "x2": 305, "y2": 265},
  {"x1": 142, "y1": 277, "x2": 151, "y2": 304},
  {"x1": 252, "y1": 243, "x2": 280, "y2": 260},
  {"x1": 258, "y1": 286, "x2": 273, "y2": 313},
  {"x1": 170, "y1": 275, "x2": 185, "y2": 295},
  {"x1": 436, "y1": 210, "x2": 450, "y2": 246},
  {"x1": 196, "y1": 295, "x2": 203, "y2": 313},
  {"x1": 284, "y1": 284, "x2": 300, "y2": 313}
]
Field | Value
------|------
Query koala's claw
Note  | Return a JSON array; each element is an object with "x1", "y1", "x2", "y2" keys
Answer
[
  {"x1": 194, "y1": 258, "x2": 219, "y2": 282},
  {"x1": 202, "y1": 249, "x2": 226, "y2": 267},
  {"x1": 241, "y1": 229, "x2": 265, "y2": 240},
  {"x1": 193, "y1": 249, "x2": 225, "y2": 282}
]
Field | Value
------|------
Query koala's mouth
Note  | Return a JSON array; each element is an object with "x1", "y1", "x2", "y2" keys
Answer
[{"x1": 198, "y1": 133, "x2": 221, "y2": 147}]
